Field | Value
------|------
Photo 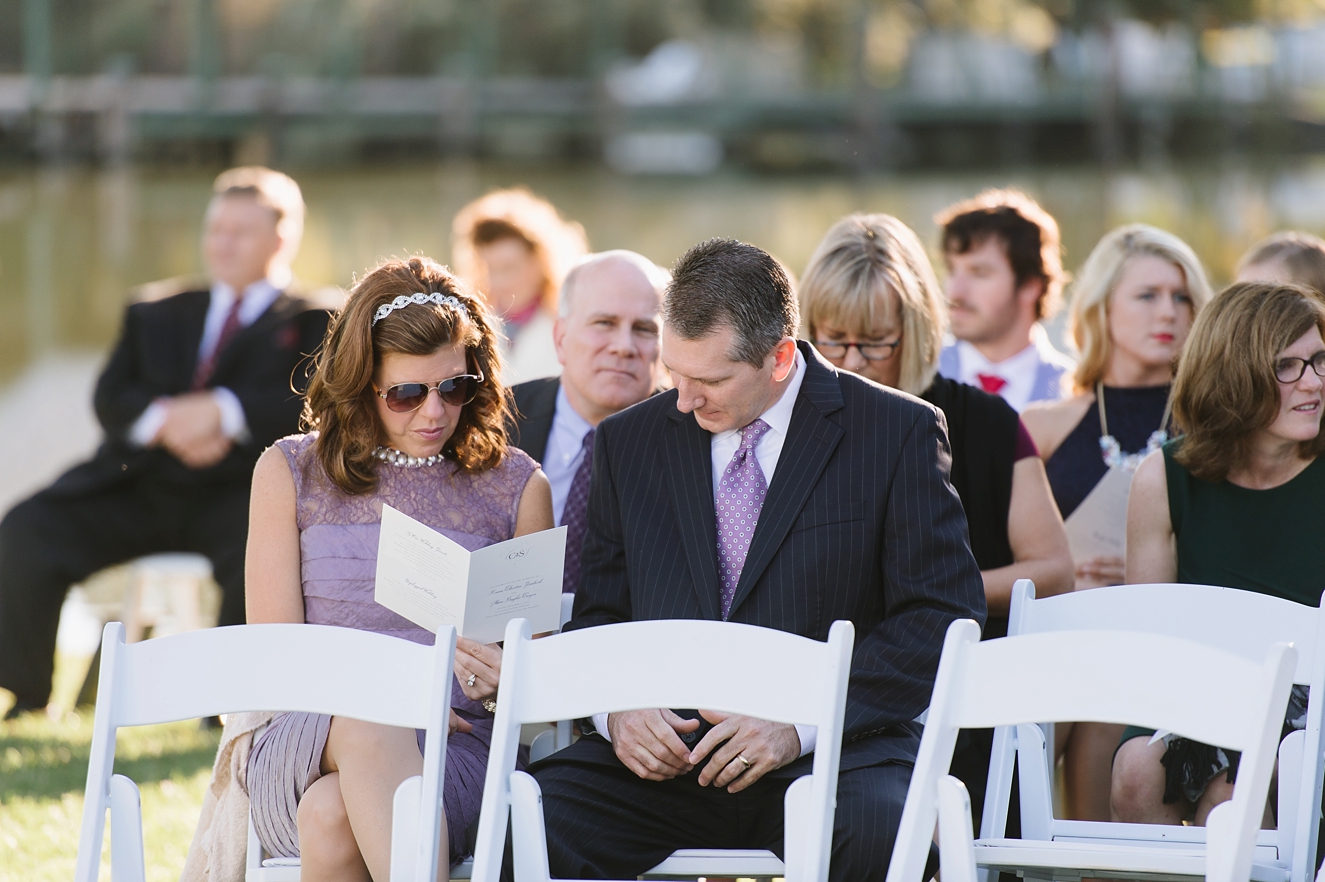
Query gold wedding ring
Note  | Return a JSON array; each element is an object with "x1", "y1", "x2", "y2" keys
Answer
[
  {"x1": 735, "y1": 754, "x2": 752, "y2": 769},
  {"x1": 466, "y1": 673, "x2": 477, "y2": 687}
]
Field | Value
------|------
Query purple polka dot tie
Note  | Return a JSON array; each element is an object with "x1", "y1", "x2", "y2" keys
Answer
[
  {"x1": 560, "y1": 428, "x2": 595, "y2": 593},
  {"x1": 715, "y1": 418, "x2": 771, "y2": 620}
]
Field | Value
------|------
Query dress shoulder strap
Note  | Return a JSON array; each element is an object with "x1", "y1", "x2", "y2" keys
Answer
[{"x1": 1161, "y1": 439, "x2": 1188, "y2": 537}]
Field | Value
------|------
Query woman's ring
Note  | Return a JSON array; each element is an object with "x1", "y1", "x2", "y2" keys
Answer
[
  {"x1": 735, "y1": 754, "x2": 752, "y2": 770},
  {"x1": 466, "y1": 674, "x2": 477, "y2": 687}
]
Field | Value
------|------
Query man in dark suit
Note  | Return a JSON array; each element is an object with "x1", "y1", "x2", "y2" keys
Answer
[
  {"x1": 518, "y1": 239, "x2": 985, "y2": 880},
  {"x1": 0, "y1": 167, "x2": 335, "y2": 716},
  {"x1": 506, "y1": 250, "x2": 667, "y2": 592}
]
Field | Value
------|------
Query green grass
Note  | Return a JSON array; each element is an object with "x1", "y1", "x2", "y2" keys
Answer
[{"x1": 0, "y1": 654, "x2": 221, "y2": 882}]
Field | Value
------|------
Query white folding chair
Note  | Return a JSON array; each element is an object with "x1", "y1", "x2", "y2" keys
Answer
[
  {"x1": 74, "y1": 621, "x2": 456, "y2": 882},
  {"x1": 888, "y1": 619, "x2": 1297, "y2": 882},
  {"x1": 469, "y1": 617, "x2": 855, "y2": 882},
  {"x1": 979, "y1": 580, "x2": 1325, "y2": 882}
]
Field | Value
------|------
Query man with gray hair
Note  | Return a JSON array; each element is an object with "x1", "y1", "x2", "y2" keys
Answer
[{"x1": 506, "y1": 249, "x2": 667, "y2": 593}]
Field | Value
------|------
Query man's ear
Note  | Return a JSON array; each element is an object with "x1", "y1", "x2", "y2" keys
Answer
[
  {"x1": 552, "y1": 317, "x2": 568, "y2": 366},
  {"x1": 1015, "y1": 276, "x2": 1045, "y2": 316},
  {"x1": 771, "y1": 337, "x2": 798, "y2": 382}
]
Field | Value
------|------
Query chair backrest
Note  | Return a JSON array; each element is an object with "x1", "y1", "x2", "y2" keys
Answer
[
  {"x1": 1005, "y1": 580, "x2": 1325, "y2": 880},
  {"x1": 888, "y1": 618, "x2": 1297, "y2": 882},
  {"x1": 470, "y1": 617, "x2": 855, "y2": 882},
  {"x1": 1010, "y1": 581, "x2": 1324, "y2": 686},
  {"x1": 76, "y1": 622, "x2": 456, "y2": 882}
]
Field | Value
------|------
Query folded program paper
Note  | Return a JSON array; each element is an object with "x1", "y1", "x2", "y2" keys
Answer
[{"x1": 374, "y1": 504, "x2": 567, "y2": 643}]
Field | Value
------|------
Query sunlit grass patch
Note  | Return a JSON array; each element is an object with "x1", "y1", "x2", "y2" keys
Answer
[{"x1": 0, "y1": 654, "x2": 219, "y2": 882}]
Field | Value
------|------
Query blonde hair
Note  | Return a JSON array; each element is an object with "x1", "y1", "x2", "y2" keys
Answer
[
  {"x1": 451, "y1": 188, "x2": 588, "y2": 315},
  {"x1": 800, "y1": 214, "x2": 946, "y2": 396},
  {"x1": 1068, "y1": 223, "x2": 1213, "y2": 392},
  {"x1": 211, "y1": 166, "x2": 305, "y2": 256}
]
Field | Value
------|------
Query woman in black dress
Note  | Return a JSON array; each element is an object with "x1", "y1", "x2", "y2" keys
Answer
[
  {"x1": 1021, "y1": 223, "x2": 1212, "y2": 822},
  {"x1": 799, "y1": 212, "x2": 1073, "y2": 830}
]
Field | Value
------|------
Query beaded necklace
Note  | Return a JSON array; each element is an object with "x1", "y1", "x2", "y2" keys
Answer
[{"x1": 1096, "y1": 382, "x2": 1172, "y2": 473}]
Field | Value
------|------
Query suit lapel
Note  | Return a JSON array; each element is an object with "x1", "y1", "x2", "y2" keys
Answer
[
  {"x1": 727, "y1": 345, "x2": 845, "y2": 618},
  {"x1": 520, "y1": 379, "x2": 559, "y2": 462},
  {"x1": 662, "y1": 410, "x2": 723, "y2": 621}
]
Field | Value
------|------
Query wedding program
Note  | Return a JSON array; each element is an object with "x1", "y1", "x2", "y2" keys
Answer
[{"x1": 374, "y1": 504, "x2": 568, "y2": 643}]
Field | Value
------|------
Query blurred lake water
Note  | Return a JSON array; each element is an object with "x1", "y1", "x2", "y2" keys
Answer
[{"x1": 3, "y1": 156, "x2": 1325, "y2": 506}]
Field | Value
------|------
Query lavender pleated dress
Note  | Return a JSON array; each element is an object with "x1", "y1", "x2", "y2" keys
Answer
[{"x1": 247, "y1": 433, "x2": 537, "y2": 865}]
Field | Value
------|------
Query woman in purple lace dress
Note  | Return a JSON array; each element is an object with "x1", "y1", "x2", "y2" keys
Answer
[{"x1": 244, "y1": 256, "x2": 553, "y2": 880}]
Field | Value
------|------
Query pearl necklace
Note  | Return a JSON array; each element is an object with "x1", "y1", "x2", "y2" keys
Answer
[
  {"x1": 1096, "y1": 382, "x2": 1172, "y2": 474},
  {"x1": 373, "y1": 446, "x2": 445, "y2": 468}
]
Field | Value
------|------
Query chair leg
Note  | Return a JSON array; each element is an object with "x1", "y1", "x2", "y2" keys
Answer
[{"x1": 109, "y1": 774, "x2": 146, "y2": 882}]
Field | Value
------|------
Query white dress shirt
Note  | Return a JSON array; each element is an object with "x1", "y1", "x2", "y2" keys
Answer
[
  {"x1": 594, "y1": 351, "x2": 817, "y2": 757},
  {"x1": 544, "y1": 384, "x2": 595, "y2": 525},
  {"x1": 952, "y1": 324, "x2": 1068, "y2": 412},
  {"x1": 129, "y1": 272, "x2": 289, "y2": 447}
]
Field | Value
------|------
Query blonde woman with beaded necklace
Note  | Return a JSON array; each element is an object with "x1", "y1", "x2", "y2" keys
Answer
[
  {"x1": 1021, "y1": 223, "x2": 1212, "y2": 823},
  {"x1": 244, "y1": 257, "x2": 554, "y2": 880}
]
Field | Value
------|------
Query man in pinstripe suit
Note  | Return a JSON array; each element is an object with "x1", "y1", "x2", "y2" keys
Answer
[{"x1": 519, "y1": 238, "x2": 985, "y2": 880}]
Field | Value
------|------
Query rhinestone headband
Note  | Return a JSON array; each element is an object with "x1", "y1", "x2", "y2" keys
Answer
[{"x1": 372, "y1": 292, "x2": 469, "y2": 327}]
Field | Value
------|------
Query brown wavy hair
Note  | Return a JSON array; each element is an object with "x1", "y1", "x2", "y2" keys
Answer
[
  {"x1": 302, "y1": 257, "x2": 509, "y2": 495},
  {"x1": 1172, "y1": 281, "x2": 1325, "y2": 482}
]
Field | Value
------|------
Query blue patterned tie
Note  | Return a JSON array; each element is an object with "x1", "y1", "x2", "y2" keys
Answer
[
  {"x1": 715, "y1": 419, "x2": 771, "y2": 619},
  {"x1": 559, "y1": 428, "x2": 595, "y2": 593}
]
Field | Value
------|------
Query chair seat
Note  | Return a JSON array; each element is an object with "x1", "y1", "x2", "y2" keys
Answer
[
  {"x1": 973, "y1": 839, "x2": 1292, "y2": 882},
  {"x1": 643, "y1": 848, "x2": 785, "y2": 876}
]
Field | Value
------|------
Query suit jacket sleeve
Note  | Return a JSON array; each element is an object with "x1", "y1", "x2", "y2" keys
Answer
[
  {"x1": 565, "y1": 416, "x2": 633, "y2": 629},
  {"x1": 93, "y1": 303, "x2": 158, "y2": 440},
  {"x1": 845, "y1": 405, "x2": 986, "y2": 741},
  {"x1": 226, "y1": 308, "x2": 330, "y2": 448}
]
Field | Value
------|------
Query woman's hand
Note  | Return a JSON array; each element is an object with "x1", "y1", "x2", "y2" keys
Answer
[
  {"x1": 1075, "y1": 555, "x2": 1126, "y2": 588},
  {"x1": 449, "y1": 710, "x2": 474, "y2": 736},
  {"x1": 455, "y1": 636, "x2": 503, "y2": 701}
]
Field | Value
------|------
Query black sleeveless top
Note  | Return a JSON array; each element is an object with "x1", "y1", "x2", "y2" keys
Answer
[
  {"x1": 921, "y1": 375, "x2": 1020, "y2": 639},
  {"x1": 1164, "y1": 440, "x2": 1325, "y2": 605},
  {"x1": 1045, "y1": 385, "x2": 1171, "y2": 519}
]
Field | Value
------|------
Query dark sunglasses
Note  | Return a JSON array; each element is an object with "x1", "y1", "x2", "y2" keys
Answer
[{"x1": 375, "y1": 371, "x2": 484, "y2": 412}]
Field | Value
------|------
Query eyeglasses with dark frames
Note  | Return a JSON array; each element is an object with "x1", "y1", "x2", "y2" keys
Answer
[
  {"x1": 1274, "y1": 351, "x2": 1325, "y2": 384},
  {"x1": 375, "y1": 370, "x2": 485, "y2": 412},
  {"x1": 812, "y1": 339, "x2": 903, "y2": 362}
]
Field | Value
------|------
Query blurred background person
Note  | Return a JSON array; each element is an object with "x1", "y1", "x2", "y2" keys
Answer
[
  {"x1": 936, "y1": 189, "x2": 1075, "y2": 411},
  {"x1": 799, "y1": 212, "x2": 1073, "y2": 830},
  {"x1": 1116, "y1": 281, "x2": 1325, "y2": 827},
  {"x1": 0, "y1": 167, "x2": 333, "y2": 719},
  {"x1": 507, "y1": 250, "x2": 667, "y2": 594},
  {"x1": 451, "y1": 188, "x2": 589, "y2": 385},
  {"x1": 1021, "y1": 223, "x2": 1212, "y2": 821},
  {"x1": 1236, "y1": 231, "x2": 1325, "y2": 295},
  {"x1": 245, "y1": 257, "x2": 553, "y2": 877}
]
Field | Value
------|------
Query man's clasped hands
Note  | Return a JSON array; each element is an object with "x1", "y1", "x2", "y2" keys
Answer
[{"x1": 607, "y1": 708, "x2": 801, "y2": 792}]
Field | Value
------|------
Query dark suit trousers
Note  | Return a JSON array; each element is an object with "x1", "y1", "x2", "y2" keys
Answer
[
  {"x1": 0, "y1": 474, "x2": 249, "y2": 707},
  {"x1": 491, "y1": 737, "x2": 936, "y2": 881}
]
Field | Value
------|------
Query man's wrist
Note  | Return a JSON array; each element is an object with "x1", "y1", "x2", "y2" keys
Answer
[
  {"x1": 591, "y1": 712, "x2": 612, "y2": 741},
  {"x1": 128, "y1": 399, "x2": 170, "y2": 447},
  {"x1": 211, "y1": 387, "x2": 250, "y2": 443}
]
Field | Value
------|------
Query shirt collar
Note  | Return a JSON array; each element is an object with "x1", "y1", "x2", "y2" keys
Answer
[
  {"x1": 553, "y1": 383, "x2": 595, "y2": 441},
  {"x1": 210, "y1": 274, "x2": 287, "y2": 324},
  {"x1": 712, "y1": 349, "x2": 806, "y2": 444}
]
